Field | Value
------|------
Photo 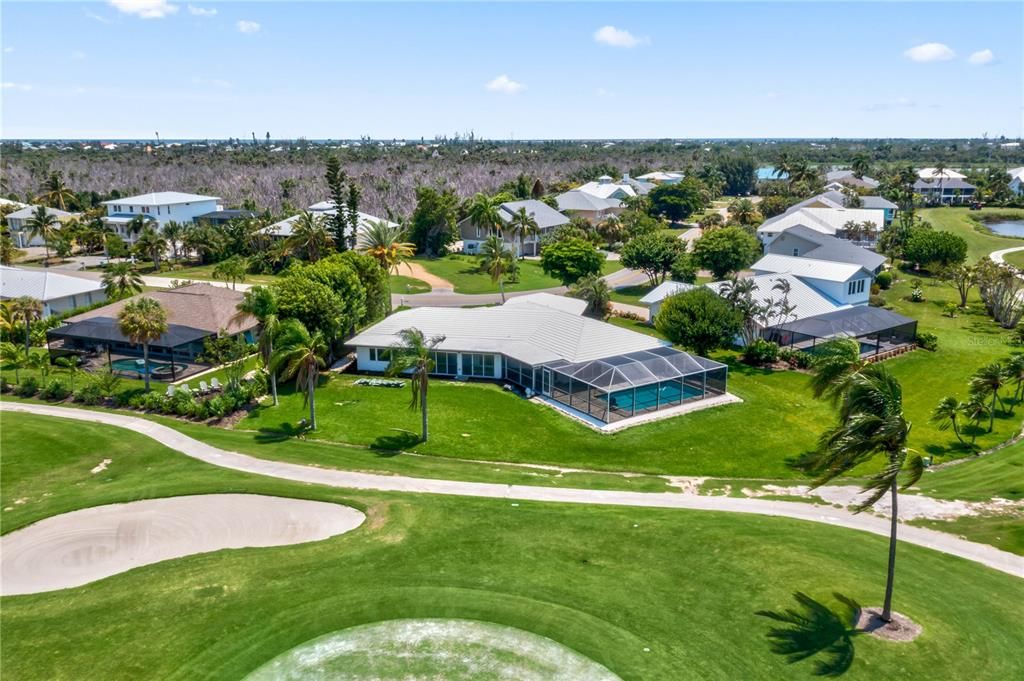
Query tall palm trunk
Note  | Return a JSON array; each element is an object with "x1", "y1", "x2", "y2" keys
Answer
[
  {"x1": 268, "y1": 339, "x2": 279, "y2": 406},
  {"x1": 23, "y1": 318, "x2": 31, "y2": 355},
  {"x1": 881, "y1": 478, "x2": 899, "y2": 622},
  {"x1": 951, "y1": 416, "x2": 965, "y2": 445},
  {"x1": 307, "y1": 377, "x2": 317, "y2": 430},
  {"x1": 498, "y1": 278, "x2": 506, "y2": 304},
  {"x1": 142, "y1": 342, "x2": 151, "y2": 391},
  {"x1": 989, "y1": 391, "x2": 997, "y2": 432},
  {"x1": 420, "y1": 379, "x2": 428, "y2": 442}
]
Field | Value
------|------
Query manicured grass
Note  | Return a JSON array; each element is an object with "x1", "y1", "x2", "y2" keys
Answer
[
  {"x1": 1003, "y1": 249, "x2": 1024, "y2": 268},
  {"x1": 239, "y1": 366, "x2": 833, "y2": 479},
  {"x1": 389, "y1": 274, "x2": 431, "y2": 294},
  {"x1": 3, "y1": 413, "x2": 1023, "y2": 681},
  {"x1": 152, "y1": 262, "x2": 281, "y2": 285},
  {"x1": 916, "y1": 440, "x2": 1024, "y2": 502},
  {"x1": 920, "y1": 207, "x2": 1024, "y2": 262},
  {"x1": 413, "y1": 255, "x2": 621, "y2": 294},
  {"x1": 0, "y1": 348, "x2": 147, "y2": 393},
  {"x1": 609, "y1": 284, "x2": 655, "y2": 305},
  {"x1": 879, "y1": 273, "x2": 1022, "y2": 457}
]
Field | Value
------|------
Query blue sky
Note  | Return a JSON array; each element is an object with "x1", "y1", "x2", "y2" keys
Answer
[{"x1": 1, "y1": 1, "x2": 1021, "y2": 139}]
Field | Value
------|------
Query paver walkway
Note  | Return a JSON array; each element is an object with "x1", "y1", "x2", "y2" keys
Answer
[{"x1": 3, "y1": 402, "x2": 1020, "y2": 578}]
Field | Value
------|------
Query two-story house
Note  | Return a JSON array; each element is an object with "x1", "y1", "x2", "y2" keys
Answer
[
  {"x1": 459, "y1": 200, "x2": 569, "y2": 256},
  {"x1": 750, "y1": 253, "x2": 874, "y2": 307},
  {"x1": 101, "y1": 192, "x2": 222, "y2": 242},
  {"x1": 5, "y1": 205, "x2": 79, "y2": 247}
]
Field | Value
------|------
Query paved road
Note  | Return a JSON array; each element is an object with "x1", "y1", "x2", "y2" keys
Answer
[
  {"x1": 990, "y1": 245, "x2": 1024, "y2": 266},
  {"x1": 3, "y1": 402, "x2": 1020, "y2": 578}
]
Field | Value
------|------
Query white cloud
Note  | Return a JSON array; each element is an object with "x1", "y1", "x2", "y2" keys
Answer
[
  {"x1": 237, "y1": 20, "x2": 261, "y2": 34},
  {"x1": 968, "y1": 49, "x2": 994, "y2": 65},
  {"x1": 485, "y1": 74, "x2": 525, "y2": 95},
  {"x1": 593, "y1": 25, "x2": 648, "y2": 48},
  {"x1": 187, "y1": 4, "x2": 216, "y2": 16},
  {"x1": 903, "y1": 42, "x2": 955, "y2": 63},
  {"x1": 2, "y1": 82, "x2": 33, "y2": 91},
  {"x1": 108, "y1": 0, "x2": 179, "y2": 19}
]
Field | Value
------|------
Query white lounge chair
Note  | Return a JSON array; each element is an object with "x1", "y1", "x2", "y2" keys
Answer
[
  {"x1": 210, "y1": 377, "x2": 222, "y2": 391},
  {"x1": 179, "y1": 383, "x2": 192, "y2": 395},
  {"x1": 165, "y1": 385, "x2": 176, "y2": 397},
  {"x1": 199, "y1": 380, "x2": 210, "y2": 394}
]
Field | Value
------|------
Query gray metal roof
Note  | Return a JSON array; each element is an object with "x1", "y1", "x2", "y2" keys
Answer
[
  {"x1": 773, "y1": 225, "x2": 887, "y2": 272},
  {"x1": 771, "y1": 305, "x2": 917, "y2": 338},
  {"x1": 48, "y1": 317, "x2": 212, "y2": 348},
  {"x1": 913, "y1": 178, "x2": 976, "y2": 190},
  {"x1": 546, "y1": 346, "x2": 726, "y2": 392},
  {"x1": 497, "y1": 200, "x2": 569, "y2": 230}
]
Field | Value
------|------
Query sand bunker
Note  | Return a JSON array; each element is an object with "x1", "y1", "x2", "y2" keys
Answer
[
  {"x1": 1, "y1": 494, "x2": 365, "y2": 596},
  {"x1": 245, "y1": 618, "x2": 623, "y2": 681}
]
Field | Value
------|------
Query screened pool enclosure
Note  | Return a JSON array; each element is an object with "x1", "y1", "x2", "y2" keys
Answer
[{"x1": 524, "y1": 347, "x2": 728, "y2": 424}]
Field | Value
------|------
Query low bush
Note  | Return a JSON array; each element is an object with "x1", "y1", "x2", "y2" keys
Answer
[
  {"x1": 779, "y1": 347, "x2": 812, "y2": 369},
  {"x1": 40, "y1": 379, "x2": 70, "y2": 401},
  {"x1": 73, "y1": 383, "x2": 105, "y2": 405},
  {"x1": 917, "y1": 332, "x2": 939, "y2": 351},
  {"x1": 741, "y1": 338, "x2": 779, "y2": 366},
  {"x1": 0, "y1": 377, "x2": 10, "y2": 394},
  {"x1": 15, "y1": 377, "x2": 39, "y2": 397},
  {"x1": 875, "y1": 271, "x2": 893, "y2": 290}
]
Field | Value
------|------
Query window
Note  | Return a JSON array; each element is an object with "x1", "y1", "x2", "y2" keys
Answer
[
  {"x1": 792, "y1": 248, "x2": 799, "y2": 257},
  {"x1": 847, "y1": 279, "x2": 866, "y2": 296},
  {"x1": 368, "y1": 347, "x2": 391, "y2": 363},
  {"x1": 430, "y1": 351, "x2": 457, "y2": 375},
  {"x1": 463, "y1": 353, "x2": 494, "y2": 377}
]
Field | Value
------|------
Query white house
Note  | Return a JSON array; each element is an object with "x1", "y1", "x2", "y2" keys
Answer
[
  {"x1": 917, "y1": 168, "x2": 967, "y2": 181},
  {"x1": 793, "y1": 190, "x2": 897, "y2": 225},
  {"x1": 750, "y1": 254, "x2": 873, "y2": 307},
  {"x1": 639, "y1": 281, "x2": 697, "y2": 321},
  {"x1": 554, "y1": 190, "x2": 624, "y2": 224},
  {"x1": 458, "y1": 199, "x2": 569, "y2": 256},
  {"x1": 5, "y1": 206, "x2": 79, "y2": 247},
  {"x1": 101, "y1": 192, "x2": 222, "y2": 241},
  {"x1": 261, "y1": 202, "x2": 397, "y2": 244},
  {"x1": 757, "y1": 207, "x2": 884, "y2": 248},
  {"x1": 576, "y1": 175, "x2": 640, "y2": 201},
  {"x1": 348, "y1": 292, "x2": 729, "y2": 426},
  {"x1": 824, "y1": 170, "x2": 880, "y2": 191},
  {"x1": 1008, "y1": 167, "x2": 1024, "y2": 196},
  {"x1": 0, "y1": 266, "x2": 106, "y2": 317},
  {"x1": 762, "y1": 225, "x2": 887, "y2": 274},
  {"x1": 637, "y1": 171, "x2": 685, "y2": 185}
]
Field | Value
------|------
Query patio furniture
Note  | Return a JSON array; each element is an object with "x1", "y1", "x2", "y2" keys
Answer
[
  {"x1": 210, "y1": 378, "x2": 222, "y2": 391},
  {"x1": 180, "y1": 383, "x2": 192, "y2": 395},
  {"x1": 165, "y1": 385, "x2": 176, "y2": 398},
  {"x1": 199, "y1": 381, "x2": 211, "y2": 394}
]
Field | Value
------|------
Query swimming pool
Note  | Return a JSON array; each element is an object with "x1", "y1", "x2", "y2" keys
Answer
[{"x1": 109, "y1": 358, "x2": 187, "y2": 376}]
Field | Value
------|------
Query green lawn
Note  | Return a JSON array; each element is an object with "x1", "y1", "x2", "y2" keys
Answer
[
  {"x1": 920, "y1": 207, "x2": 1024, "y2": 262},
  {"x1": 389, "y1": 274, "x2": 431, "y2": 294},
  {"x1": 413, "y1": 255, "x2": 622, "y2": 294},
  {"x1": 609, "y1": 284, "x2": 655, "y2": 305},
  {"x1": 3, "y1": 413, "x2": 1023, "y2": 681},
  {"x1": 1003, "y1": 249, "x2": 1024, "y2": 268},
  {"x1": 152, "y1": 262, "x2": 280, "y2": 286}
]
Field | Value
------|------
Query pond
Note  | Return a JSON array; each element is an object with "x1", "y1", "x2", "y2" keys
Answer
[{"x1": 984, "y1": 220, "x2": 1024, "y2": 238}]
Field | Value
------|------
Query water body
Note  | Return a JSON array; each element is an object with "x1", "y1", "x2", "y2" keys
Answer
[{"x1": 985, "y1": 220, "x2": 1024, "y2": 238}]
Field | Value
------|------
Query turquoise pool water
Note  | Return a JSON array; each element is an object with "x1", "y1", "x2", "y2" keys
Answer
[{"x1": 110, "y1": 358, "x2": 186, "y2": 375}]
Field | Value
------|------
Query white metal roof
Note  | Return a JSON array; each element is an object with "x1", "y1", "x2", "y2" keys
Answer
[
  {"x1": 555, "y1": 190, "x2": 622, "y2": 212},
  {"x1": 637, "y1": 171, "x2": 685, "y2": 182},
  {"x1": 348, "y1": 301, "x2": 664, "y2": 366},
  {"x1": 758, "y1": 207, "x2": 883, "y2": 237},
  {"x1": 917, "y1": 168, "x2": 966, "y2": 180},
  {"x1": 705, "y1": 273, "x2": 846, "y2": 326},
  {"x1": 261, "y1": 211, "x2": 397, "y2": 238},
  {"x1": 639, "y1": 280, "x2": 697, "y2": 305},
  {"x1": 0, "y1": 266, "x2": 104, "y2": 302},
  {"x1": 751, "y1": 254, "x2": 871, "y2": 283},
  {"x1": 6, "y1": 205, "x2": 76, "y2": 221},
  {"x1": 576, "y1": 180, "x2": 637, "y2": 200},
  {"x1": 101, "y1": 192, "x2": 220, "y2": 206},
  {"x1": 503, "y1": 292, "x2": 587, "y2": 315}
]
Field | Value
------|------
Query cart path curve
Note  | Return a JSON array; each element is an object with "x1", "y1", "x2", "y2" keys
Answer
[{"x1": 2, "y1": 402, "x2": 1021, "y2": 578}]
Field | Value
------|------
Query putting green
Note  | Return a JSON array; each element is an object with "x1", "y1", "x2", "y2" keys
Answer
[{"x1": 244, "y1": 618, "x2": 623, "y2": 680}]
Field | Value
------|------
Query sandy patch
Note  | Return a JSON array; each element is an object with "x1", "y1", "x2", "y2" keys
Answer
[
  {"x1": 0, "y1": 494, "x2": 364, "y2": 596},
  {"x1": 91, "y1": 458, "x2": 112, "y2": 474},
  {"x1": 245, "y1": 618, "x2": 622, "y2": 681},
  {"x1": 855, "y1": 608, "x2": 922, "y2": 642}
]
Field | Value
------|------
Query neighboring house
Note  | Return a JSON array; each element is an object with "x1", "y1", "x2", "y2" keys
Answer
[
  {"x1": 0, "y1": 266, "x2": 106, "y2": 317},
  {"x1": 639, "y1": 281, "x2": 697, "y2": 322},
  {"x1": 794, "y1": 191, "x2": 897, "y2": 225},
  {"x1": 554, "y1": 190, "x2": 624, "y2": 224},
  {"x1": 47, "y1": 283, "x2": 258, "y2": 365},
  {"x1": 917, "y1": 168, "x2": 967, "y2": 180},
  {"x1": 824, "y1": 170, "x2": 880, "y2": 191},
  {"x1": 705, "y1": 272, "x2": 847, "y2": 330},
  {"x1": 636, "y1": 171, "x2": 685, "y2": 185},
  {"x1": 576, "y1": 175, "x2": 642, "y2": 200},
  {"x1": 101, "y1": 192, "x2": 222, "y2": 242},
  {"x1": 912, "y1": 177, "x2": 976, "y2": 205},
  {"x1": 763, "y1": 225, "x2": 887, "y2": 274},
  {"x1": 751, "y1": 254, "x2": 873, "y2": 307},
  {"x1": 348, "y1": 292, "x2": 729, "y2": 426},
  {"x1": 1007, "y1": 167, "x2": 1024, "y2": 196},
  {"x1": 261, "y1": 202, "x2": 398, "y2": 243},
  {"x1": 195, "y1": 209, "x2": 258, "y2": 225},
  {"x1": 757, "y1": 207, "x2": 884, "y2": 248},
  {"x1": 5, "y1": 205, "x2": 79, "y2": 247},
  {"x1": 0, "y1": 198, "x2": 27, "y2": 209},
  {"x1": 459, "y1": 199, "x2": 569, "y2": 256}
]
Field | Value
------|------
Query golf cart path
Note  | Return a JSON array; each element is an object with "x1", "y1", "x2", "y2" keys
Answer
[
  {"x1": 990, "y1": 245, "x2": 1024, "y2": 266},
  {"x1": 3, "y1": 403, "x2": 1021, "y2": 578}
]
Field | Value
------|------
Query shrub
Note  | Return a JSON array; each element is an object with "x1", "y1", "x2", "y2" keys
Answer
[
  {"x1": 944, "y1": 302, "x2": 959, "y2": 318},
  {"x1": 655, "y1": 288, "x2": 742, "y2": 356},
  {"x1": 16, "y1": 377, "x2": 39, "y2": 397},
  {"x1": 0, "y1": 377, "x2": 10, "y2": 394},
  {"x1": 910, "y1": 286, "x2": 925, "y2": 303},
  {"x1": 742, "y1": 338, "x2": 779, "y2": 365},
  {"x1": 73, "y1": 383, "x2": 104, "y2": 405},
  {"x1": 869, "y1": 294, "x2": 889, "y2": 308},
  {"x1": 875, "y1": 271, "x2": 893, "y2": 289},
  {"x1": 779, "y1": 347, "x2": 812, "y2": 369},
  {"x1": 917, "y1": 332, "x2": 939, "y2": 351},
  {"x1": 40, "y1": 379, "x2": 70, "y2": 401}
]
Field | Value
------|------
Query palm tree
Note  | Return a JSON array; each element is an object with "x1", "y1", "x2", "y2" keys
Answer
[
  {"x1": 0, "y1": 342, "x2": 25, "y2": 383},
  {"x1": 569, "y1": 273, "x2": 611, "y2": 318},
  {"x1": 235, "y1": 286, "x2": 281, "y2": 406},
  {"x1": 287, "y1": 211, "x2": 334, "y2": 262},
  {"x1": 117, "y1": 297, "x2": 168, "y2": 391},
  {"x1": 467, "y1": 192, "x2": 502, "y2": 238},
  {"x1": 26, "y1": 206, "x2": 61, "y2": 265},
  {"x1": 358, "y1": 219, "x2": 416, "y2": 310},
  {"x1": 970, "y1": 362, "x2": 1006, "y2": 432},
  {"x1": 26, "y1": 350, "x2": 50, "y2": 382},
  {"x1": 386, "y1": 327, "x2": 445, "y2": 443},
  {"x1": 271, "y1": 320, "x2": 327, "y2": 430},
  {"x1": 808, "y1": 338, "x2": 865, "y2": 402},
  {"x1": 932, "y1": 163, "x2": 948, "y2": 205},
  {"x1": 54, "y1": 356, "x2": 82, "y2": 392},
  {"x1": 134, "y1": 226, "x2": 167, "y2": 270},
  {"x1": 101, "y1": 262, "x2": 144, "y2": 298},
  {"x1": 8, "y1": 296, "x2": 42, "y2": 355},
  {"x1": 0, "y1": 234, "x2": 16, "y2": 265},
  {"x1": 1005, "y1": 354, "x2": 1024, "y2": 405},
  {"x1": 506, "y1": 207, "x2": 539, "y2": 257},
  {"x1": 727, "y1": 198, "x2": 760, "y2": 226},
  {"x1": 125, "y1": 214, "x2": 152, "y2": 239},
  {"x1": 35, "y1": 170, "x2": 76, "y2": 211},
  {"x1": 798, "y1": 364, "x2": 919, "y2": 624},
  {"x1": 930, "y1": 395, "x2": 967, "y2": 447},
  {"x1": 960, "y1": 394, "x2": 990, "y2": 445},
  {"x1": 851, "y1": 152, "x2": 872, "y2": 179},
  {"x1": 212, "y1": 255, "x2": 248, "y2": 290},
  {"x1": 163, "y1": 220, "x2": 185, "y2": 261},
  {"x1": 478, "y1": 235, "x2": 514, "y2": 303}
]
